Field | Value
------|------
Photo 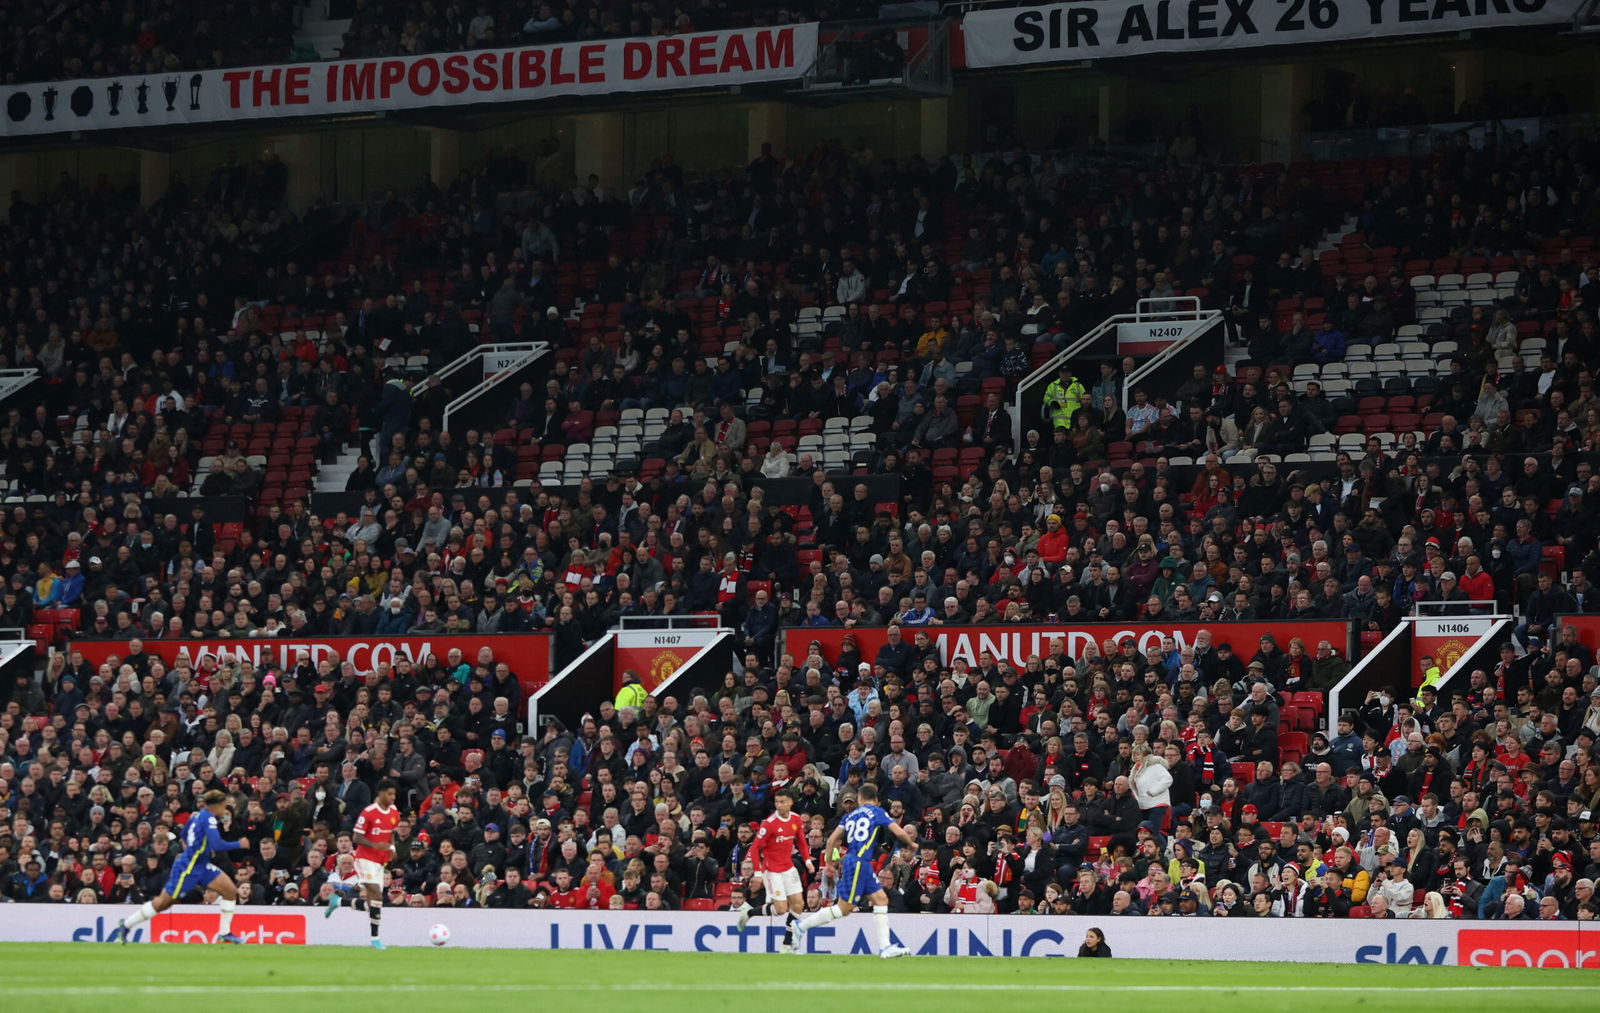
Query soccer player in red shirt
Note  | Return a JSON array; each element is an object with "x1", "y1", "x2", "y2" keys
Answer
[
  {"x1": 735, "y1": 788, "x2": 813, "y2": 951},
  {"x1": 328, "y1": 779, "x2": 399, "y2": 948}
]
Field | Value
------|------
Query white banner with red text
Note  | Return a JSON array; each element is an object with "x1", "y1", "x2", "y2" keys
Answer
[
  {"x1": 0, "y1": 25, "x2": 817, "y2": 138},
  {"x1": 962, "y1": 0, "x2": 1583, "y2": 71},
  {"x1": 67, "y1": 633, "x2": 551, "y2": 695},
  {"x1": 14, "y1": 904, "x2": 1599, "y2": 964},
  {"x1": 782, "y1": 620, "x2": 1351, "y2": 671}
]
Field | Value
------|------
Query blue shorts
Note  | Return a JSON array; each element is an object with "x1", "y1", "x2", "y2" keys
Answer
[
  {"x1": 835, "y1": 855, "x2": 879, "y2": 904},
  {"x1": 164, "y1": 858, "x2": 225, "y2": 899}
]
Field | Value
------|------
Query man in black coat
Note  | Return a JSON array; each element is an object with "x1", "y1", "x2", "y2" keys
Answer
[{"x1": 1242, "y1": 709, "x2": 1280, "y2": 767}]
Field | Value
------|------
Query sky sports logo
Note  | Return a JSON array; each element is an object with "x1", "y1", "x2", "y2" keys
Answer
[
  {"x1": 71, "y1": 914, "x2": 305, "y2": 945},
  {"x1": 1355, "y1": 930, "x2": 1600, "y2": 967},
  {"x1": 1457, "y1": 930, "x2": 1600, "y2": 968}
]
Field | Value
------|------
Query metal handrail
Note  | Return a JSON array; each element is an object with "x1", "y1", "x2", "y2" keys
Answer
[
  {"x1": 1408, "y1": 599, "x2": 1502, "y2": 615},
  {"x1": 617, "y1": 613, "x2": 727, "y2": 630},
  {"x1": 0, "y1": 367, "x2": 40, "y2": 405},
  {"x1": 1013, "y1": 297, "x2": 1206, "y2": 452},
  {"x1": 1119, "y1": 307, "x2": 1223, "y2": 411},
  {"x1": 798, "y1": 19, "x2": 951, "y2": 94},
  {"x1": 439, "y1": 342, "x2": 549, "y2": 434},
  {"x1": 433, "y1": 341, "x2": 545, "y2": 387}
]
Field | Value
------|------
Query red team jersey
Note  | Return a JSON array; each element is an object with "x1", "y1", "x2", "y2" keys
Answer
[
  {"x1": 752, "y1": 812, "x2": 811, "y2": 872},
  {"x1": 353, "y1": 803, "x2": 400, "y2": 863}
]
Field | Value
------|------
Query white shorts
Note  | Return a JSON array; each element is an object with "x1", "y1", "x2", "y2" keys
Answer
[
  {"x1": 762, "y1": 867, "x2": 804, "y2": 899},
  {"x1": 353, "y1": 858, "x2": 387, "y2": 887}
]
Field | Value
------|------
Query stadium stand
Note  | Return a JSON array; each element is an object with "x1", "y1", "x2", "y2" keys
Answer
[
  {"x1": 1, "y1": 0, "x2": 297, "y2": 84},
  {"x1": 0, "y1": 99, "x2": 1597, "y2": 924}
]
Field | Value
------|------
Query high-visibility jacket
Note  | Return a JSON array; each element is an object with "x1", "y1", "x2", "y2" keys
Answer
[
  {"x1": 1043, "y1": 377, "x2": 1086, "y2": 429},
  {"x1": 616, "y1": 682, "x2": 648, "y2": 710}
]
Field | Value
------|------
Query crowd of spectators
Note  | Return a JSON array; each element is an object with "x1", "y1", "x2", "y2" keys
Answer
[
  {"x1": 336, "y1": 0, "x2": 858, "y2": 61},
  {"x1": 1, "y1": 0, "x2": 297, "y2": 85},
  {"x1": 0, "y1": 119, "x2": 1597, "y2": 925}
]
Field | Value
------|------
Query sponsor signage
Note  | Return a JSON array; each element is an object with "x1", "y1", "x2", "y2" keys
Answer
[
  {"x1": 613, "y1": 629, "x2": 724, "y2": 692},
  {"x1": 781, "y1": 620, "x2": 1350, "y2": 671},
  {"x1": 1118, "y1": 321, "x2": 1188, "y2": 356},
  {"x1": 1410, "y1": 616, "x2": 1497, "y2": 687},
  {"x1": 19, "y1": 906, "x2": 1597, "y2": 959},
  {"x1": 483, "y1": 350, "x2": 534, "y2": 376},
  {"x1": 962, "y1": 0, "x2": 1583, "y2": 71},
  {"x1": 0, "y1": 25, "x2": 818, "y2": 138},
  {"x1": 67, "y1": 633, "x2": 551, "y2": 695},
  {"x1": 1456, "y1": 929, "x2": 1600, "y2": 968}
]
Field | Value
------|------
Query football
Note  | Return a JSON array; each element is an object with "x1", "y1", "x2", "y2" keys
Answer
[{"x1": 428, "y1": 924, "x2": 450, "y2": 946}]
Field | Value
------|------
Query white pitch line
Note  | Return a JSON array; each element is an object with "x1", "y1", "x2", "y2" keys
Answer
[{"x1": 4, "y1": 984, "x2": 1599, "y2": 997}]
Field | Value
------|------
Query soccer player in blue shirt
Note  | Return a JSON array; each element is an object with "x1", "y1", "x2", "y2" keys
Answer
[
  {"x1": 109, "y1": 789, "x2": 249, "y2": 944},
  {"x1": 792, "y1": 782, "x2": 915, "y2": 958}
]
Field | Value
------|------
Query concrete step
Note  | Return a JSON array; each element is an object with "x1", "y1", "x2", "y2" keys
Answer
[{"x1": 314, "y1": 445, "x2": 366, "y2": 492}]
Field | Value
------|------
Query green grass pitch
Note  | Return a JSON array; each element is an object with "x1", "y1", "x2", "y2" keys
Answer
[{"x1": 0, "y1": 943, "x2": 1596, "y2": 1012}]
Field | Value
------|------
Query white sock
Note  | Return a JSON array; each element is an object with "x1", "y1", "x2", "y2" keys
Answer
[
  {"x1": 871, "y1": 906, "x2": 891, "y2": 952},
  {"x1": 123, "y1": 901, "x2": 157, "y2": 929},
  {"x1": 797, "y1": 904, "x2": 842, "y2": 931},
  {"x1": 218, "y1": 899, "x2": 236, "y2": 934}
]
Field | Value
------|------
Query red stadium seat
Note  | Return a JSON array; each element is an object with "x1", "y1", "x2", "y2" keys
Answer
[{"x1": 1290, "y1": 692, "x2": 1325, "y2": 716}]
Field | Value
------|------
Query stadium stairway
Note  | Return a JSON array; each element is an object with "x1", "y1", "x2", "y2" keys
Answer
[
  {"x1": 1223, "y1": 212, "x2": 1362, "y2": 372},
  {"x1": 315, "y1": 444, "x2": 366, "y2": 493}
]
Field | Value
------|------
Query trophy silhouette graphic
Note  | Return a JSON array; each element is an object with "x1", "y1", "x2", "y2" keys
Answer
[
  {"x1": 43, "y1": 85, "x2": 58, "y2": 120},
  {"x1": 163, "y1": 78, "x2": 179, "y2": 111},
  {"x1": 107, "y1": 80, "x2": 123, "y2": 115},
  {"x1": 135, "y1": 80, "x2": 150, "y2": 114},
  {"x1": 188, "y1": 74, "x2": 202, "y2": 110}
]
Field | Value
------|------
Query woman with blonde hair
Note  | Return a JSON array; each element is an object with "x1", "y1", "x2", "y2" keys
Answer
[
  {"x1": 1226, "y1": 405, "x2": 1272, "y2": 463},
  {"x1": 1043, "y1": 784, "x2": 1072, "y2": 838},
  {"x1": 206, "y1": 730, "x2": 236, "y2": 774},
  {"x1": 1129, "y1": 743, "x2": 1173, "y2": 832},
  {"x1": 1413, "y1": 891, "x2": 1449, "y2": 919}
]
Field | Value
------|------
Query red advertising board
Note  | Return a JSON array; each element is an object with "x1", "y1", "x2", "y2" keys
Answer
[
  {"x1": 148, "y1": 911, "x2": 306, "y2": 945},
  {"x1": 781, "y1": 621, "x2": 1350, "y2": 670},
  {"x1": 1556, "y1": 614, "x2": 1600, "y2": 652},
  {"x1": 1456, "y1": 929, "x2": 1600, "y2": 968},
  {"x1": 68, "y1": 634, "x2": 551, "y2": 695}
]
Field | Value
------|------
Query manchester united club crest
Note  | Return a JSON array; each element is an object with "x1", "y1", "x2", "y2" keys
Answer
[
  {"x1": 647, "y1": 650, "x2": 683, "y2": 690},
  {"x1": 1436, "y1": 638, "x2": 1468, "y2": 672}
]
